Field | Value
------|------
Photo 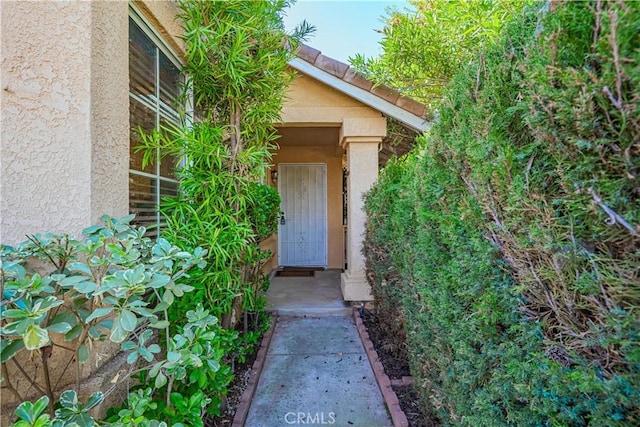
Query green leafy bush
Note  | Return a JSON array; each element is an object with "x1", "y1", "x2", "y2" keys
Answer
[
  {"x1": 247, "y1": 182, "x2": 281, "y2": 242},
  {"x1": 126, "y1": 1, "x2": 310, "y2": 422},
  {"x1": 365, "y1": 1, "x2": 639, "y2": 425},
  {"x1": 1, "y1": 215, "x2": 208, "y2": 425},
  {"x1": 106, "y1": 304, "x2": 232, "y2": 425}
]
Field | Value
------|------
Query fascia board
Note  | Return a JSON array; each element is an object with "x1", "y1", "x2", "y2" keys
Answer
[{"x1": 289, "y1": 57, "x2": 430, "y2": 133}]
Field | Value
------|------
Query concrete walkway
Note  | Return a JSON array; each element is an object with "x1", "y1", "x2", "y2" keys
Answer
[
  {"x1": 245, "y1": 270, "x2": 392, "y2": 426},
  {"x1": 265, "y1": 270, "x2": 352, "y2": 316}
]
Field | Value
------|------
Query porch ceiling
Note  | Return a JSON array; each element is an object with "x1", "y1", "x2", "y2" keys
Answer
[{"x1": 277, "y1": 126, "x2": 339, "y2": 147}]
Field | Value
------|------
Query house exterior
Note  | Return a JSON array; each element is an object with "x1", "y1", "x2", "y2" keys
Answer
[
  {"x1": 0, "y1": 1, "x2": 428, "y2": 304},
  {"x1": 1, "y1": 1, "x2": 428, "y2": 417},
  {"x1": 266, "y1": 46, "x2": 428, "y2": 300}
]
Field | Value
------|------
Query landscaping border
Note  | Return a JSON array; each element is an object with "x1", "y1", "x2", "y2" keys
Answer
[
  {"x1": 231, "y1": 312, "x2": 279, "y2": 427},
  {"x1": 353, "y1": 308, "x2": 409, "y2": 427}
]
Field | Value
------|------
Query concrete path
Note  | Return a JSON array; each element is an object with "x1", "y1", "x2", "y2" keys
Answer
[
  {"x1": 245, "y1": 315, "x2": 392, "y2": 427},
  {"x1": 244, "y1": 270, "x2": 392, "y2": 426},
  {"x1": 266, "y1": 270, "x2": 352, "y2": 317}
]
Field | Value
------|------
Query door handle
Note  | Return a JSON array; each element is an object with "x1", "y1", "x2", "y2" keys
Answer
[{"x1": 280, "y1": 211, "x2": 286, "y2": 225}]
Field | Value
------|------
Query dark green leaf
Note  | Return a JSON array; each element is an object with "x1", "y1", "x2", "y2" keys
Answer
[{"x1": 1, "y1": 339, "x2": 25, "y2": 362}]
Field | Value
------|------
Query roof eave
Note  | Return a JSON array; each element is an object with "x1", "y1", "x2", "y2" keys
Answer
[{"x1": 288, "y1": 57, "x2": 430, "y2": 133}]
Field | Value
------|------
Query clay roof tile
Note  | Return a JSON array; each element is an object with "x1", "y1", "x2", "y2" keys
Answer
[
  {"x1": 314, "y1": 54, "x2": 349, "y2": 79},
  {"x1": 293, "y1": 44, "x2": 428, "y2": 128},
  {"x1": 297, "y1": 44, "x2": 321, "y2": 64}
]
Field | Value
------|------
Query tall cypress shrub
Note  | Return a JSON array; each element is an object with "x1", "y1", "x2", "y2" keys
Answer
[{"x1": 365, "y1": 1, "x2": 639, "y2": 424}]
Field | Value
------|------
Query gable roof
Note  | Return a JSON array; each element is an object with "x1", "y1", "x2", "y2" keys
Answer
[{"x1": 290, "y1": 44, "x2": 430, "y2": 132}]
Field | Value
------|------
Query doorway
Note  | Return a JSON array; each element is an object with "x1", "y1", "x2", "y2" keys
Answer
[{"x1": 277, "y1": 163, "x2": 327, "y2": 267}]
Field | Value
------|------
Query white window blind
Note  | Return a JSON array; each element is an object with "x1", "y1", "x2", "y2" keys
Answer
[{"x1": 128, "y1": 15, "x2": 182, "y2": 237}]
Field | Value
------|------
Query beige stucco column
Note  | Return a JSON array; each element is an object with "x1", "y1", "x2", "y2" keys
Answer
[{"x1": 340, "y1": 117, "x2": 386, "y2": 301}]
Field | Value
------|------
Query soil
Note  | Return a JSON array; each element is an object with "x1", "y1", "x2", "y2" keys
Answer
[
  {"x1": 205, "y1": 349, "x2": 258, "y2": 427},
  {"x1": 206, "y1": 310, "x2": 435, "y2": 426},
  {"x1": 361, "y1": 309, "x2": 436, "y2": 427}
]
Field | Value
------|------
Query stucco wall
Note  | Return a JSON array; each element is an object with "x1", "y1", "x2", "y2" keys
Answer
[
  {"x1": 90, "y1": 1, "x2": 130, "y2": 227},
  {"x1": 0, "y1": 0, "x2": 183, "y2": 419},
  {"x1": 2, "y1": 1, "x2": 98, "y2": 244},
  {"x1": 0, "y1": 0, "x2": 182, "y2": 247},
  {"x1": 267, "y1": 144, "x2": 345, "y2": 270},
  {"x1": 282, "y1": 73, "x2": 382, "y2": 125}
]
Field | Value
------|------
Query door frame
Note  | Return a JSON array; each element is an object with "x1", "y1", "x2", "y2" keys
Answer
[{"x1": 277, "y1": 163, "x2": 328, "y2": 268}]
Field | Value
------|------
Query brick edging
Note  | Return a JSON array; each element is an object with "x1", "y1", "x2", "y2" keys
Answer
[
  {"x1": 231, "y1": 312, "x2": 279, "y2": 427},
  {"x1": 353, "y1": 309, "x2": 409, "y2": 427}
]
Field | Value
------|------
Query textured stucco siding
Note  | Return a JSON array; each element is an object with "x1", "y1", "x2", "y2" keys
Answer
[
  {"x1": 2, "y1": 1, "x2": 94, "y2": 243},
  {"x1": 282, "y1": 73, "x2": 382, "y2": 126},
  {"x1": 0, "y1": 0, "x2": 185, "y2": 419},
  {"x1": 0, "y1": 1, "x2": 131, "y2": 245},
  {"x1": 90, "y1": 0, "x2": 130, "y2": 226}
]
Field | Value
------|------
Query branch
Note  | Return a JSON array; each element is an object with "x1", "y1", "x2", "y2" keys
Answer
[
  {"x1": 102, "y1": 361, "x2": 137, "y2": 399},
  {"x1": 602, "y1": 86, "x2": 622, "y2": 111},
  {"x1": 593, "y1": 0, "x2": 603, "y2": 46},
  {"x1": 588, "y1": 187, "x2": 638, "y2": 236},
  {"x1": 53, "y1": 346, "x2": 77, "y2": 391},
  {"x1": 608, "y1": 7, "x2": 623, "y2": 110},
  {"x1": 41, "y1": 347, "x2": 55, "y2": 417},
  {"x1": 25, "y1": 235, "x2": 61, "y2": 271},
  {"x1": 10, "y1": 358, "x2": 46, "y2": 395},
  {"x1": 0, "y1": 291, "x2": 28, "y2": 308},
  {"x1": 1, "y1": 363, "x2": 24, "y2": 401}
]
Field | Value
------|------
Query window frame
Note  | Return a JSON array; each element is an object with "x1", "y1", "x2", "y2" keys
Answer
[{"x1": 128, "y1": 5, "x2": 187, "y2": 235}]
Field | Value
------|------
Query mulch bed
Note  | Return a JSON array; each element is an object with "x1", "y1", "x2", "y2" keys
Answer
[
  {"x1": 206, "y1": 352, "x2": 258, "y2": 427},
  {"x1": 361, "y1": 309, "x2": 436, "y2": 427}
]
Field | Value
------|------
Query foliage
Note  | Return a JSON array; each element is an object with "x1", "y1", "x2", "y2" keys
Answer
[
  {"x1": 11, "y1": 391, "x2": 105, "y2": 427},
  {"x1": 107, "y1": 389, "x2": 167, "y2": 427},
  {"x1": 54, "y1": 390, "x2": 104, "y2": 426},
  {"x1": 105, "y1": 304, "x2": 231, "y2": 425},
  {"x1": 5, "y1": 1, "x2": 305, "y2": 424},
  {"x1": 150, "y1": 304, "x2": 232, "y2": 420},
  {"x1": 1, "y1": 215, "x2": 208, "y2": 425},
  {"x1": 177, "y1": 0, "x2": 313, "y2": 158},
  {"x1": 129, "y1": 0, "x2": 311, "y2": 421},
  {"x1": 364, "y1": 0, "x2": 639, "y2": 425},
  {"x1": 350, "y1": 0, "x2": 527, "y2": 106},
  {"x1": 141, "y1": 123, "x2": 273, "y2": 326},
  {"x1": 247, "y1": 182, "x2": 282, "y2": 242},
  {"x1": 137, "y1": 0, "x2": 311, "y2": 331},
  {"x1": 11, "y1": 396, "x2": 51, "y2": 427}
]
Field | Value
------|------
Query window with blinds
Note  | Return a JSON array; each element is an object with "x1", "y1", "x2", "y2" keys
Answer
[{"x1": 128, "y1": 16, "x2": 182, "y2": 238}]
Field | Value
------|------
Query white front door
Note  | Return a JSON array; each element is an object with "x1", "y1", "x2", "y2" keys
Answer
[{"x1": 278, "y1": 163, "x2": 327, "y2": 267}]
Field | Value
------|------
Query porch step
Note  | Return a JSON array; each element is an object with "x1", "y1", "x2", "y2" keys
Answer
[{"x1": 266, "y1": 269, "x2": 352, "y2": 317}]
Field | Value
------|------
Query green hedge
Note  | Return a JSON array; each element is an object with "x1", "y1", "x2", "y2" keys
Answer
[{"x1": 364, "y1": 1, "x2": 639, "y2": 425}]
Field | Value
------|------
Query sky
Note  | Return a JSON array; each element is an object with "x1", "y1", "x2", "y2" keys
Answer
[{"x1": 282, "y1": 0, "x2": 411, "y2": 64}]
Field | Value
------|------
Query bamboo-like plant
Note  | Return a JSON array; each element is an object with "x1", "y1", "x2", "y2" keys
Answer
[{"x1": 140, "y1": 0, "x2": 312, "y2": 329}]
